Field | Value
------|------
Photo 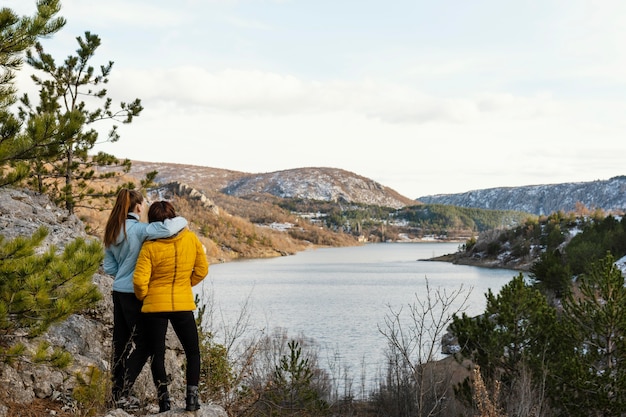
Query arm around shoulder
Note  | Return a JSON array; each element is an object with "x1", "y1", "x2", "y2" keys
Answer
[{"x1": 144, "y1": 216, "x2": 188, "y2": 240}]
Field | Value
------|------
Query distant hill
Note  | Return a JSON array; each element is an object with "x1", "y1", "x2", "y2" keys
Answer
[
  {"x1": 417, "y1": 176, "x2": 626, "y2": 216},
  {"x1": 130, "y1": 162, "x2": 417, "y2": 209},
  {"x1": 222, "y1": 167, "x2": 416, "y2": 209}
]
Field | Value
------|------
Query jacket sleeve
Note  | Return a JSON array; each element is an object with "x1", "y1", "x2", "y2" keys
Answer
[
  {"x1": 133, "y1": 246, "x2": 152, "y2": 301},
  {"x1": 103, "y1": 247, "x2": 118, "y2": 276},
  {"x1": 190, "y1": 235, "x2": 209, "y2": 287},
  {"x1": 144, "y1": 216, "x2": 188, "y2": 240}
]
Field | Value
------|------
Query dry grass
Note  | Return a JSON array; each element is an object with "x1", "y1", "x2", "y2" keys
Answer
[
  {"x1": 472, "y1": 366, "x2": 506, "y2": 417},
  {"x1": 4, "y1": 398, "x2": 74, "y2": 417}
]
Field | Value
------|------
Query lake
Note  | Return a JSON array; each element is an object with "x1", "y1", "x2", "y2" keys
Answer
[{"x1": 194, "y1": 242, "x2": 518, "y2": 394}]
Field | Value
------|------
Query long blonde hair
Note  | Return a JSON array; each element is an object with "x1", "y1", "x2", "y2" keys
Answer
[{"x1": 104, "y1": 189, "x2": 143, "y2": 247}]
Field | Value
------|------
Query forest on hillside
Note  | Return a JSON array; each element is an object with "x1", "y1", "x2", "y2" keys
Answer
[{"x1": 276, "y1": 198, "x2": 533, "y2": 243}]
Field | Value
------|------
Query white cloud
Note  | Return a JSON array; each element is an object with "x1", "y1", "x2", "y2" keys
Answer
[
  {"x1": 224, "y1": 15, "x2": 274, "y2": 31},
  {"x1": 7, "y1": 0, "x2": 626, "y2": 197},
  {"x1": 110, "y1": 66, "x2": 602, "y2": 130}
]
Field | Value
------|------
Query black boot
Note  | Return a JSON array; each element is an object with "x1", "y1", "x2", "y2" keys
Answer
[
  {"x1": 185, "y1": 385, "x2": 200, "y2": 411},
  {"x1": 158, "y1": 384, "x2": 171, "y2": 413},
  {"x1": 158, "y1": 393, "x2": 171, "y2": 413}
]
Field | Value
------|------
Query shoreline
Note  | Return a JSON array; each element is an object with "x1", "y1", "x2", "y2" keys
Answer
[{"x1": 425, "y1": 252, "x2": 533, "y2": 272}]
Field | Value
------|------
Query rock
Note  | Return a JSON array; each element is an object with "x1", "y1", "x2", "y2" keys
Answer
[
  {"x1": 32, "y1": 367, "x2": 65, "y2": 399},
  {"x1": 150, "y1": 182, "x2": 218, "y2": 214},
  {"x1": 101, "y1": 410, "x2": 133, "y2": 417},
  {"x1": 440, "y1": 330, "x2": 461, "y2": 355},
  {"x1": 145, "y1": 403, "x2": 228, "y2": 417},
  {"x1": 0, "y1": 187, "x2": 86, "y2": 252},
  {"x1": 101, "y1": 403, "x2": 226, "y2": 417},
  {"x1": 0, "y1": 363, "x2": 35, "y2": 403}
]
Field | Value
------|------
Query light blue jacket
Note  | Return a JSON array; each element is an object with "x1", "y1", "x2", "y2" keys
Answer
[{"x1": 103, "y1": 213, "x2": 188, "y2": 293}]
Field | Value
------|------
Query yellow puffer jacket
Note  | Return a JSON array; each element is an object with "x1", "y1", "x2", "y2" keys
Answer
[{"x1": 133, "y1": 229, "x2": 209, "y2": 312}]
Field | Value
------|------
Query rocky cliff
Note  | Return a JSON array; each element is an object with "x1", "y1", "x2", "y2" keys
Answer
[{"x1": 0, "y1": 187, "x2": 225, "y2": 417}]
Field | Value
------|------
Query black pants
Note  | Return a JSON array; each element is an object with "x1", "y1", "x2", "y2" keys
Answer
[
  {"x1": 111, "y1": 291, "x2": 156, "y2": 398},
  {"x1": 143, "y1": 311, "x2": 201, "y2": 388}
]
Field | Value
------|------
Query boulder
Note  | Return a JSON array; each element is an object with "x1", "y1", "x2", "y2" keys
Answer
[{"x1": 103, "y1": 403, "x2": 227, "y2": 417}]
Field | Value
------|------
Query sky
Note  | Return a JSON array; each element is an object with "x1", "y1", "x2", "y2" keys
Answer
[{"x1": 6, "y1": 0, "x2": 626, "y2": 198}]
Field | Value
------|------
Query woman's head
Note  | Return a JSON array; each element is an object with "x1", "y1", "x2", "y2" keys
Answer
[
  {"x1": 104, "y1": 189, "x2": 145, "y2": 247},
  {"x1": 148, "y1": 201, "x2": 177, "y2": 223},
  {"x1": 111, "y1": 189, "x2": 144, "y2": 216}
]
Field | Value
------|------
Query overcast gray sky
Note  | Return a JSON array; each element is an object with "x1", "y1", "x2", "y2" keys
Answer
[{"x1": 8, "y1": 0, "x2": 626, "y2": 198}]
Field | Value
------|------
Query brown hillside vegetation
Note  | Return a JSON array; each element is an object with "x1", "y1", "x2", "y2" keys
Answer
[
  {"x1": 172, "y1": 195, "x2": 358, "y2": 263},
  {"x1": 76, "y1": 169, "x2": 359, "y2": 264}
]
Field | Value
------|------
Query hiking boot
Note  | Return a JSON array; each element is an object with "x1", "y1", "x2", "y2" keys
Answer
[
  {"x1": 185, "y1": 385, "x2": 200, "y2": 411},
  {"x1": 158, "y1": 390, "x2": 171, "y2": 413},
  {"x1": 159, "y1": 397, "x2": 171, "y2": 413}
]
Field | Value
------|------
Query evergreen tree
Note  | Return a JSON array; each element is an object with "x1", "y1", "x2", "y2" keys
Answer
[
  {"x1": 450, "y1": 273, "x2": 558, "y2": 413},
  {"x1": 0, "y1": 225, "x2": 102, "y2": 367},
  {"x1": 265, "y1": 340, "x2": 329, "y2": 416},
  {"x1": 19, "y1": 31, "x2": 143, "y2": 213},
  {"x1": 550, "y1": 253, "x2": 626, "y2": 416},
  {"x1": 0, "y1": 0, "x2": 65, "y2": 186},
  {"x1": 565, "y1": 215, "x2": 626, "y2": 275},
  {"x1": 0, "y1": 227, "x2": 102, "y2": 342},
  {"x1": 529, "y1": 249, "x2": 572, "y2": 298}
]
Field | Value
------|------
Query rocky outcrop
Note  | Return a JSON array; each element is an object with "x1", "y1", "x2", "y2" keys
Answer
[
  {"x1": 151, "y1": 181, "x2": 219, "y2": 214},
  {"x1": 0, "y1": 187, "x2": 226, "y2": 417},
  {"x1": 0, "y1": 188, "x2": 85, "y2": 251}
]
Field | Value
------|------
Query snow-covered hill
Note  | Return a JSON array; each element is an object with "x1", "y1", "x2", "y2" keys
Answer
[
  {"x1": 130, "y1": 161, "x2": 626, "y2": 215},
  {"x1": 418, "y1": 176, "x2": 626, "y2": 215},
  {"x1": 222, "y1": 167, "x2": 415, "y2": 209},
  {"x1": 130, "y1": 162, "x2": 416, "y2": 209}
]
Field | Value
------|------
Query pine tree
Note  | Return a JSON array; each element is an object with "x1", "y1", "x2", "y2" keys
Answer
[
  {"x1": 551, "y1": 253, "x2": 626, "y2": 416},
  {"x1": 0, "y1": 227, "x2": 102, "y2": 341},
  {"x1": 0, "y1": 0, "x2": 65, "y2": 186},
  {"x1": 450, "y1": 273, "x2": 558, "y2": 412},
  {"x1": 267, "y1": 340, "x2": 328, "y2": 416},
  {"x1": 530, "y1": 249, "x2": 572, "y2": 298},
  {"x1": 19, "y1": 31, "x2": 143, "y2": 214}
]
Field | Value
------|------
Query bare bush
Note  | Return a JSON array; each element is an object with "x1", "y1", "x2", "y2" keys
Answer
[{"x1": 375, "y1": 279, "x2": 472, "y2": 417}]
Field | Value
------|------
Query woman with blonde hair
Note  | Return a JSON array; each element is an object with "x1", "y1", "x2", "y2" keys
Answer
[
  {"x1": 104, "y1": 189, "x2": 188, "y2": 410},
  {"x1": 134, "y1": 200, "x2": 208, "y2": 412}
]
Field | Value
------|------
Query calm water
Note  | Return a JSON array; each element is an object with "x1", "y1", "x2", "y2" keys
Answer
[{"x1": 194, "y1": 242, "x2": 517, "y2": 392}]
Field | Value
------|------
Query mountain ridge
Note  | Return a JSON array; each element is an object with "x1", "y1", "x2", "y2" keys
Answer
[
  {"x1": 131, "y1": 161, "x2": 626, "y2": 216},
  {"x1": 418, "y1": 176, "x2": 626, "y2": 215},
  {"x1": 129, "y1": 161, "x2": 417, "y2": 209}
]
